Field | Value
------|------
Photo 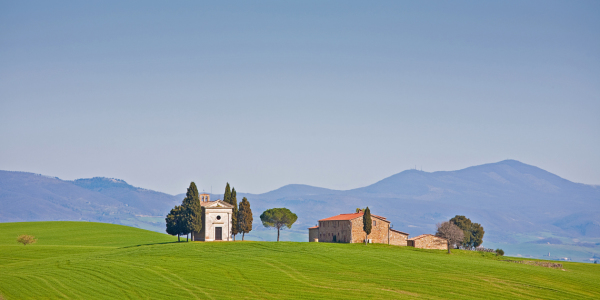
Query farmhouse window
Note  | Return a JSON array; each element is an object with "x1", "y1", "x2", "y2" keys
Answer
[{"x1": 373, "y1": 220, "x2": 376, "y2": 226}]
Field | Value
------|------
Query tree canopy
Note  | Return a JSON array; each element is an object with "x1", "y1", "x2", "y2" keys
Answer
[
  {"x1": 238, "y1": 197, "x2": 253, "y2": 241},
  {"x1": 435, "y1": 221, "x2": 464, "y2": 253},
  {"x1": 449, "y1": 215, "x2": 485, "y2": 249},
  {"x1": 166, "y1": 182, "x2": 202, "y2": 242},
  {"x1": 260, "y1": 208, "x2": 297, "y2": 242},
  {"x1": 166, "y1": 205, "x2": 185, "y2": 241},
  {"x1": 362, "y1": 207, "x2": 372, "y2": 245},
  {"x1": 470, "y1": 223, "x2": 484, "y2": 248}
]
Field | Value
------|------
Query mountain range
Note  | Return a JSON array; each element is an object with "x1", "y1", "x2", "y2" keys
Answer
[{"x1": 1, "y1": 160, "x2": 598, "y2": 262}]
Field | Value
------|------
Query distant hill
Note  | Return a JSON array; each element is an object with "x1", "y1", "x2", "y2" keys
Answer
[
  {"x1": 1, "y1": 160, "x2": 599, "y2": 262},
  {"x1": 72, "y1": 177, "x2": 179, "y2": 217},
  {"x1": 237, "y1": 160, "x2": 600, "y2": 262},
  {"x1": 0, "y1": 171, "x2": 181, "y2": 232}
]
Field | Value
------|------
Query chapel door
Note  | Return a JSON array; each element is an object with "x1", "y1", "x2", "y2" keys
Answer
[{"x1": 215, "y1": 227, "x2": 222, "y2": 240}]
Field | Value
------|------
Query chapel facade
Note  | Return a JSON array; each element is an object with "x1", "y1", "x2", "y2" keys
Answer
[{"x1": 190, "y1": 193, "x2": 234, "y2": 242}]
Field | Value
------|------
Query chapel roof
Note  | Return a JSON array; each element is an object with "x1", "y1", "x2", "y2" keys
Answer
[
  {"x1": 319, "y1": 212, "x2": 388, "y2": 222},
  {"x1": 200, "y1": 199, "x2": 234, "y2": 208}
]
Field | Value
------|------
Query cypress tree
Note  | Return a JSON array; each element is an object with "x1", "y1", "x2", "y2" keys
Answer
[
  {"x1": 223, "y1": 183, "x2": 231, "y2": 205},
  {"x1": 181, "y1": 182, "x2": 202, "y2": 241},
  {"x1": 238, "y1": 197, "x2": 253, "y2": 241},
  {"x1": 230, "y1": 187, "x2": 239, "y2": 240},
  {"x1": 362, "y1": 207, "x2": 372, "y2": 245}
]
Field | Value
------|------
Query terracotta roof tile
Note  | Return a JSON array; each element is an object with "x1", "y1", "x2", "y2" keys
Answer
[
  {"x1": 408, "y1": 234, "x2": 430, "y2": 240},
  {"x1": 319, "y1": 212, "x2": 388, "y2": 222},
  {"x1": 308, "y1": 226, "x2": 319, "y2": 229},
  {"x1": 390, "y1": 229, "x2": 409, "y2": 235},
  {"x1": 319, "y1": 213, "x2": 362, "y2": 221},
  {"x1": 408, "y1": 234, "x2": 446, "y2": 241}
]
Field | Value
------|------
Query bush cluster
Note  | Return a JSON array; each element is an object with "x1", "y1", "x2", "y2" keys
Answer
[
  {"x1": 495, "y1": 248, "x2": 504, "y2": 256},
  {"x1": 17, "y1": 234, "x2": 37, "y2": 246}
]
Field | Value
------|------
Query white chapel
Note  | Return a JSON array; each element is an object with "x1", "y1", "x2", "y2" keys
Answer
[{"x1": 191, "y1": 193, "x2": 234, "y2": 241}]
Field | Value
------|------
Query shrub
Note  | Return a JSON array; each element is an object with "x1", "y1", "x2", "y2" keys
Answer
[
  {"x1": 495, "y1": 248, "x2": 504, "y2": 256},
  {"x1": 17, "y1": 234, "x2": 37, "y2": 246}
]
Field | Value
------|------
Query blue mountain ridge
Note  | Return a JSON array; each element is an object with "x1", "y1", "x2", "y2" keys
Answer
[{"x1": 1, "y1": 160, "x2": 598, "y2": 262}]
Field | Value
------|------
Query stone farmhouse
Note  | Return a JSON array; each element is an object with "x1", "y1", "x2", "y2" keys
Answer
[
  {"x1": 309, "y1": 210, "x2": 449, "y2": 250},
  {"x1": 191, "y1": 193, "x2": 234, "y2": 242},
  {"x1": 407, "y1": 234, "x2": 447, "y2": 250},
  {"x1": 308, "y1": 211, "x2": 409, "y2": 246}
]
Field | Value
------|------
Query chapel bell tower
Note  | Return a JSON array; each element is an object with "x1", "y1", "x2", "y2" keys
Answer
[{"x1": 200, "y1": 193, "x2": 210, "y2": 203}]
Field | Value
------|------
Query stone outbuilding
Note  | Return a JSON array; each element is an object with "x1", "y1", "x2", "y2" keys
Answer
[
  {"x1": 191, "y1": 193, "x2": 234, "y2": 242},
  {"x1": 308, "y1": 225, "x2": 319, "y2": 242},
  {"x1": 407, "y1": 234, "x2": 447, "y2": 250},
  {"x1": 309, "y1": 211, "x2": 409, "y2": 246}
]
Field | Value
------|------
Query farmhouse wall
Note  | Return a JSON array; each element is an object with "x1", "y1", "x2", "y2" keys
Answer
[
  {"x1": 308, "y1": 227, "x2": 319, "y2": 242},
  {"x1": 318, "y1": 220, "x2": 353, "y2": 243},
  {"x1": 313, "y1": 212, "x2": 410, "y2": 245},
  {"x1": 349, "y1": 216, "x2": 390, "y2": 244},
  {"x1": 409, "y1": 235, "x2": 447, "y2": 250},
  {"x1": 389, "y1": 230, "x2": 409, "y2": 246}
]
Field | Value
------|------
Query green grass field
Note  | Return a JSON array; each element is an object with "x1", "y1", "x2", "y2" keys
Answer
[{"x1": 1, "y1": 222, "x2": 599, "y2": 299}]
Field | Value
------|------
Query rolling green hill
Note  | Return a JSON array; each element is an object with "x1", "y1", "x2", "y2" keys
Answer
[{"x1": 1, "y1": 222, "x2": 598, "y2": 299}]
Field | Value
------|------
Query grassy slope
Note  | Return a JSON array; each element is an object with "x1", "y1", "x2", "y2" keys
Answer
[{"x1": 0, "y1": 222, "x2": 599, "y2": 299}]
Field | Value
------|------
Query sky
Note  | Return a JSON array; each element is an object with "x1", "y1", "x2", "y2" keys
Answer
[{"x1": 1, "y1": 1, "x2": 599, "y2": 195}]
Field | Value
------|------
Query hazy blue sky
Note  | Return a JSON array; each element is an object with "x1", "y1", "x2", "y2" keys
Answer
[{"x1": 1, "y1": 1, "x2": 599, "y2": 195}]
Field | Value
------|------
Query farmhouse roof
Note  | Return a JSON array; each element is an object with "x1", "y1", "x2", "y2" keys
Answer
[
  {"x1": 200, "y1": 199, "x2": 234, "y2": 208},
  {"x1": 319, "y1": 212, "x2": 388, "y2": 222},
  {"x1": 308, "y1": 226, "x2": 319, "y2": 229},
  {"x1": 390, "y1": 228, "x2": 409, "y2": 236},
  {"x1": 408, "y1": 234, "x2": 445, "y2": 241}
]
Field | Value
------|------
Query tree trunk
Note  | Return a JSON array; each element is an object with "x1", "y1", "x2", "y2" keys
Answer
[
  {"x1": 365, "y1": 234, "x2": 368, "y2": 245},
  {"x1": 186, "y1": 234, "x2": 189, "y2": 242},
  {"x1": 177, "y1": 234, "x2": 180, "y2": 242},
  {"x1": 233, "y1": 234, "x2": 236, "y2": 241},
  {"x1": 277, "y1": 228, "x2": 280, "y2": 242},
  {"x1": 242, "y1": 232, "x2": 245, "y2": 241},
  {"x1": 447, "y1": 240, "x2": 451, "y2": 254}
]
